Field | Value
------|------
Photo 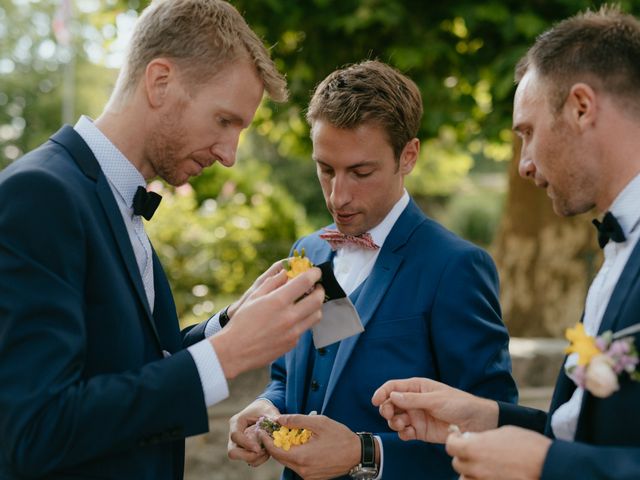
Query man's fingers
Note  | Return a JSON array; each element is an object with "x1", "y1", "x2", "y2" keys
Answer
[
  {"x1": 372, "y1": 380, "x2": 404, "y2": 406},
  {"x1": 378, "y1": 398, "x2": 396, "y2": 420},
  {"x1": 276, "y1": 413, "x2": 321, "y2": 430},
  {"x1": 397, "y1": 425, "x2": 418, "y2": 442},
  {"x1": 388, "y1": 391, "x2": 440, "y2": 411},
  {"x1": 250, "y1": 270, "x2": 288, "y2": 298},
  {"x1": 388, "y1": 412, "x2": 410, "y2": 431},
  {"x1": 288, "y1": 286, "x2": 324, "y2": 331},
  {"x1": 249, "y1": 452, "x2": 271, "y2": 467},
  {"x1": 272, "y1": 267, "x2": 322, "y2": 303},
  {"x1": 445, "y1": 431, "x2": 473, "y2": 460},
  {"x1": 229, "y1": 430, "x2": 262, "y2": 453},
  {"x1": 263, "y1": 259, "x2": 285, "y2": 278},
  {"x1": 372, "y1": 377, "x2": 441, "y2": 406},
  {"x1": 228, "y1": 445, "x2": 266, "y2": 463}
]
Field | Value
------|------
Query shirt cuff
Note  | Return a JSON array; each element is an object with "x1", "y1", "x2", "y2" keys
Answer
[
  {"x1": 204, "y1": 312, "x2": 223, "y2": 337},
  {"x1": 374, "y1": 435, "x2": 384, "y2": 480},
  {"x1": 187, "y1": 338, "x2": 229, "y2": 407}
]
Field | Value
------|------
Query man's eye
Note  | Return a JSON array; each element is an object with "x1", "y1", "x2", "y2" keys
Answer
[
  {"x1": 354, "y1": 171, "x2": 373, "y2": 178},
  {"x1": 219, "y1": 118, "x2": 231, "y2": 127}
]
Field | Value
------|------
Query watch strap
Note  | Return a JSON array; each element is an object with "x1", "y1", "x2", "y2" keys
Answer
[
  {"x1": 219, "y1": 305, "x2": 231, "y2": 328},
  {"x1": 358, "y1": 432, "x2": 375, "y2": 468}
]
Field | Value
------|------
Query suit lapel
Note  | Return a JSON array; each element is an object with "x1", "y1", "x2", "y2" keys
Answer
[
  {"x1": 292, "y1": 242, "x2": 334, "y2": 412},
  {"x1": 291, "y1": 331, "x2": 313, "y2": 413},
  {"x1": 96, "y1": 177, "x2": 161, "y2": 347},
  {"x1": 597, "y1": 239, "x2": 640, "y2": 334},
  {"x1": 321, "y1": 200, "x2": 425, "y2": 411},
  {"x1": 50, "y1": 126, "x2": 163, "y2": 352},
  {"x1": 572, "y1": 239, "x2": 640, "y2": 438}
]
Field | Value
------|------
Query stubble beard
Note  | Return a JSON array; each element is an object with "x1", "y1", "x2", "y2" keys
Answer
[{"x1": 146, "y1": 113, "x2": 189, "y2": 186}]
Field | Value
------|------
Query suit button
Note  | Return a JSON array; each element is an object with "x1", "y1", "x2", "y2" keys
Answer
[
  {"x1": 310, "y1": 380, "x2": 319, "y2": 391},
  {"x1": 317, "y1": 348, "x2": 327, "y2": 356}
]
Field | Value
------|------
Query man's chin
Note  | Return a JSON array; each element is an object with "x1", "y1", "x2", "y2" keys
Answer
[
  {"x1": 334, "y1": 224, "x2": 366, "y2": 237},
  {"x1": 551, "y1": 199, "x2": 595, "y2": 218},
  {"x1": 160, "y1": 172, "x2": 190, "y2": 187}
]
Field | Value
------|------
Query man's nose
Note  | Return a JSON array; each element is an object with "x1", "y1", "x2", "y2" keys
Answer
[
  {"x1": 212, "y1": 133, "x2": 240, "y2": 167},
  {"x1": 330, "y1": 175, "x2": 351, "y2": 208},
  {"x1": 518, "y1": 151, "x2": 536, "y2": 180}
]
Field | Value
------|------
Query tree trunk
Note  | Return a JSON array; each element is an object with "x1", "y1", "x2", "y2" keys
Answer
[{"x1": 491, "y1": 135, "x2": 601, "y2": 337}]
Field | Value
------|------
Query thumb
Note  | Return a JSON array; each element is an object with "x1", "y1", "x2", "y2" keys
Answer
[
  {"x1": 250, "y1": 270, "x2": 288, "y2": 299},
  {"x1": 389, "y1": 391, "x2": 439, "y2": 411},
  {"x1": 276, "y1": 413, "x2": 319, "y2": 430}
]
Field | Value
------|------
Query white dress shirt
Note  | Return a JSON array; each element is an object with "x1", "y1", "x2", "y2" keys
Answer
[
  {"x1": 551, "y1": 172, "x2": 640, "y2": 440},
  {"x1": 333, "y1": 190, "x2": 410, "y2": 295},
  {"x1": 74, "y1": 116, "x2": 228, "y2": 407}
]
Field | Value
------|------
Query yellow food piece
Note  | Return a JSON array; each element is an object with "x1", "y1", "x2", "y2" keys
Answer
[
  {"x1": 272, "y1": 426, "x2": 313, "y2": 451},
  {"x1": 285, "y1": 248, "x2": 314, "y2": 279}
]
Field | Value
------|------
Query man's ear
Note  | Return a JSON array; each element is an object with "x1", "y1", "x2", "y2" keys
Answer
[
  {"x1": 399, "y1": 138, "x2": 419, "y2": 175},
  {"x1": 144, "y1": 58, "x2": 174, "y2": 108},
  {"x1": 566, "y1": 82, "x2": 597, "y2": 131}
]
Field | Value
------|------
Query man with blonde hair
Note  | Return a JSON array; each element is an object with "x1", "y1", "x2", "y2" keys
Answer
[
  {"x1": 0, "y1": 1, "x2": 324, "y2": 478},
  {"x1": 374, "y1": 6, "x2": 640, "y2": 479}
]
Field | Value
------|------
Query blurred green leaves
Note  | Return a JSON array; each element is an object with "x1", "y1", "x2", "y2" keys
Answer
[
  {"x1": 4, "y1": 0, "x2": 640, "y2": 323},
  {"x1": 147, "y1": 153, "x2": 311, "y2": 326}
]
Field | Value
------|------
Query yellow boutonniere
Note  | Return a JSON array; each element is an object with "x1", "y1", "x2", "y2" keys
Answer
[
  {"x1": 564, "y1": 322, "x2": 640, "y2": 398},
  {"x1": 283, "y1": 248, "x2": 314, "y2": 279},
  {"x1": 565, "y1": 323, "x2": 601, "y2": 366}
]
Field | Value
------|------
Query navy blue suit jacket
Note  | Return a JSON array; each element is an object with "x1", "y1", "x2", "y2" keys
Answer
[
  {"x1": 499, "y1": 238, "x2": 640, "y2": 479},
  {"x1": 0, "y1": 127, "x2": 210, "y2": 479},
  {"x1": 262, "y1": 199, "x2": 518, "y2": 479}
]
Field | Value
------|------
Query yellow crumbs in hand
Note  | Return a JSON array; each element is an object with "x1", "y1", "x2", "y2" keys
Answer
[
  {"x1": 272, "y1": 426, "x2": 313, "y2": 451},
  {"x1": 283, "y1": 248, "x2": 314, "y2": 279}
]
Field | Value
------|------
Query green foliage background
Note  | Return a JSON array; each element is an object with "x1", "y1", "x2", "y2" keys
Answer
[{"x1": 2, "y1": 0, "x2": 639, "y2": 325}]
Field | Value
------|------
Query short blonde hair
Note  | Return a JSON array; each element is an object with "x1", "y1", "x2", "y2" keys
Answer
[{"x1": 118, "y1": 0, "x2": 287, "y2": 102}]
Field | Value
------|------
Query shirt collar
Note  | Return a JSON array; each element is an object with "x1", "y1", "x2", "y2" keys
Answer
[
  {"x1": 74, "y1": 115, "x2": 145, "y2": 209},
  {"x1": 609, "y1": 171, "x2": 640, "y2": 236},
  {"x1": 368, "y1": 189, "x2": 410, "y2": 248}
]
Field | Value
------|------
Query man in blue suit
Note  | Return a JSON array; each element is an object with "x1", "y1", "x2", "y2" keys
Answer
[
  {"x1": 227, "y1": 60, "x2": 517, "y2": 479},
  {"x1": 374, "y1": 6, "x2": 640, "y2": 480},
  {"x1": 0, "y1": 1, "x2": 325, "y2": 478}
]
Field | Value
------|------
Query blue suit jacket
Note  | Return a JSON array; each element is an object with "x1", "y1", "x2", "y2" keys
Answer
[
  {"x1": 262, "y1": 199, "x2": 518, "y2": 479},
  {"x1": 499, "y1": 237, "x2": 640, "y2": 480},
  {"x1": 0, "y1": 127, "x2": 210, "y2": 479}
]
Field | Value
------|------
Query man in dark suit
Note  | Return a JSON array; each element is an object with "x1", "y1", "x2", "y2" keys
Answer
[
  {"x1": 373, "y1": 6, "x2": 640, "y2": 480},
  {"x1": 227, "y1": 60, "x2": 517, "y2": 479},
  {"x1": 0, "y1": 1, "x2": 325, "y2": 478}
]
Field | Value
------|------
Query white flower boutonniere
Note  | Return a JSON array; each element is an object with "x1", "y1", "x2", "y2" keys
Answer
[{"x1": 565, "y1": 323, "x2": 640, "y2": 398}]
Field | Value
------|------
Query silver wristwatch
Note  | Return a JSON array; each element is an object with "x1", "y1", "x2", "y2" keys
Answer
[{"x1": 349, "y1": 432, "x2": 378, "y2": 479}]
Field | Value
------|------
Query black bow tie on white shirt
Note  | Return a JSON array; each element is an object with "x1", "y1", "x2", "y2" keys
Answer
[
  {"x1": 592, "y1": 211, "x2": 626, "y2": 249},
  {"x1": 132, "y1": 186, "x2": 162, "y2": 220}
]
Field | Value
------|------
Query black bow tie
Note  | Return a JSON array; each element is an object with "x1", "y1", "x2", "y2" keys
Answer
[
  {"x1": 592, "y1": 211, "x2": 626, "y2": 249},
  {"x1": 132, "y1": 186, "x2": 162, "y2": 220}
]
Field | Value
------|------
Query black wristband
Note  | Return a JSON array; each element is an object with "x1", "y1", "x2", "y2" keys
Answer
[
  {"x1": 357, "y1": 432, "x2": 375, "y2": 468},
  {"x1": 219, "y1": 305, "x2": 231, "y2": 328}
]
